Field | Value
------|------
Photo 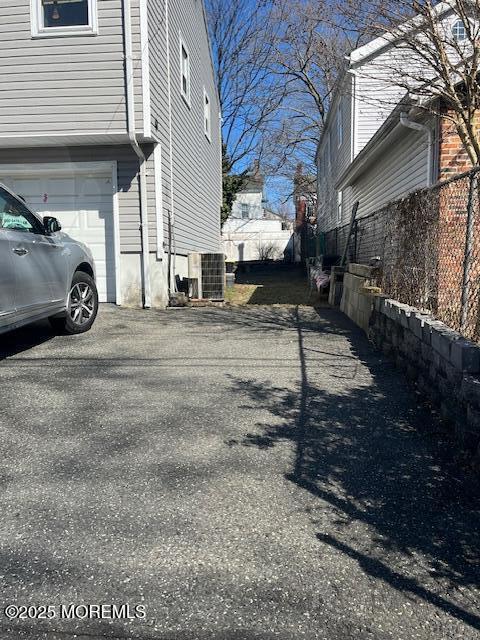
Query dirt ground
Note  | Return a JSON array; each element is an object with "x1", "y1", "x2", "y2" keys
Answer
[{"x1": 225, "y1": 262, "x2": 326, "y2": 307}]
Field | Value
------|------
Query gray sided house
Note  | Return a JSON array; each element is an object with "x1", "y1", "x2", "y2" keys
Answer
[{"x1": 0, "y1": 0, "x2": 222, "y2": 307}]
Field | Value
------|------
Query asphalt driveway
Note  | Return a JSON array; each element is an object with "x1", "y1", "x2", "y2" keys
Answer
[{"x1": 0, "y1": 305, "x2": 479, "y2": 640}]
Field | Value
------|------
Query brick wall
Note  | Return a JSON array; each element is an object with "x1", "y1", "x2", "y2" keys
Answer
[
  {"x1": 437, "y1": 113, "x2": 480, "y2": 333},
  {"x1": 438, "y1": 112, "x2": 479, "y2": 179}
]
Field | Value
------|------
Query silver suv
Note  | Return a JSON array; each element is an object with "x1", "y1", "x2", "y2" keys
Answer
[{"x1": 0, "y1": 183, "x2": 99, "y2": 335}]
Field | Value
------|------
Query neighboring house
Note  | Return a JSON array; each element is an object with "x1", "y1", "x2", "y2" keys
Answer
[
  {"x1": 337, "y1": 100, "x2": 437, "y2": 221},
  {"x1": 222, "y1": 165, "x2": 292, "y2": 262},
  {"x1": 316, "y1": 1, "x2": 467, "y2": 233},
  {"x1": 222, "y1": 218, "x2": 292, "y2": 263},
  {"x1": 228, "y1": 164, "x2": 267, "y2": 222},
  {"x1": 293, "y1": 163, "x2": 317, "y2": 262},
  {"x1": 0, "y1": 0, "x2": 222, "y2": 307}
]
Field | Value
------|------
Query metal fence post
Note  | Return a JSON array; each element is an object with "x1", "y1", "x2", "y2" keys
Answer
[
  {"x1": 460, "y1": 171, "x2": 478, "y2": 333},
  {"x1": 353, "y1": 219, "x2": 359, "y2": 263}
]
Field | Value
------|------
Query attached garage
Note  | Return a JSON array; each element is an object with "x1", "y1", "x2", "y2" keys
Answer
[{"x1": 0, "y1": 162, "x2": 119, "y2": 303}]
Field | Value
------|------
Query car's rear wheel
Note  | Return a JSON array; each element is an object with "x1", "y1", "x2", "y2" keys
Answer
[{"x1": 49, "y1": 271, "x2": 99, "y2": 335}]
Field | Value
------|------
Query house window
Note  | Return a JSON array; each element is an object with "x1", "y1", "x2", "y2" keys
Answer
[
  {"x1": 337, "y1": 191, "x2": 343, "y2": 223},
  {"x1": 241, "y1": 203, "x2": 249, "y2": 219},
  {"x1": 337, "y1": 107, "x2": 343, "y2": 147},
  {"x1": 203, "y1": 89, "x2": 211, "y2": 140},
  {"x1": 32, "y1": 0, "x2": 98, "y2": 37},
  {"x1": 180, "y1": 36, "x2": 191, "y2": 106},
  {"x1": 452, "y1": 20, "x2": 467, "y2": 42},
  {"x1": 325, "y1": 135, "x2": 331, "y2": 171}
]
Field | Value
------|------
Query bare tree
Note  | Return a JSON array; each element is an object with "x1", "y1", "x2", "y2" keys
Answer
[
  {"x1": 263, "y1": 0, "x2": 355, "y2": 176},
  {"x1": 257, "y1": 241, "x2": 280, "y2": 261},
  {"x1": 340, "y1": 0, "x2": 480, "y2": 165},
  {"x1": 205, "y1": 0, "x2": 287, "y2": 173},
  {"x1": 206, "y1": 0, "x2": 368, "y2": 185}
]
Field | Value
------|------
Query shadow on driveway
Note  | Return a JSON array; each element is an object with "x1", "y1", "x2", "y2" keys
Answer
[
  {"x1": 227, "y1": 306, "x2": 480, "y2": 632},
  {"x1": 0, "y1": 321, "x2": 55, "y2": 361}
]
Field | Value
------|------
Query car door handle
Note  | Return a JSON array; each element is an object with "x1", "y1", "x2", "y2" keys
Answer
[{"x1": 12, "y1": 247, "x2": 29, "y2": 256}]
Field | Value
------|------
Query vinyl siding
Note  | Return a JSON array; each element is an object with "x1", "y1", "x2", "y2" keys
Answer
[
  {"x1": 146, "y1": 0, "x2": 173, "y2": 256},
  {"x1": 351, "y1": 11, "x2": 465, "y2": 157},
  {"x1": 354, "y1": 51, "x2": 407, "y2": 155},
  {"x1": 0, "y1": 145, "x2": 154, "y2": 253},
  {"x1": 0, "y1": 0, "x2": 144, "y2": 138},
  {"x1": 351, "y1": 126, "x2": 430, "y2": 218},
  {"x1": 147, "y1": 0, "x2": 222, "y2": 256},
  {"x1": 317, "y1": 74, "x2": 354, "y2": 232}
]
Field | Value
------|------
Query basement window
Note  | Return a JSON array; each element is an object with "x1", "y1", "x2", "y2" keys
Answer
[
  {"x1": 337, "y1": 107, "x2": 343, "y2": 147},
  {"x1": 180, "y1": 36, "x2": 191, "y2": 107},
  {"x1": 32, "y1": 0, "x2": 98, "y2": 38},
  {"x1": 204, "y1": 88, "x2": 212, "y2": 141},
  {"x1": 337, "y1": 190, "x2": 343, "y2": 222}
]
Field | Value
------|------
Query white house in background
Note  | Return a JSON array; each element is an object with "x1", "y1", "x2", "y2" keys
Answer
[
  {"x1": 229, "y1": 172, "x2": 265, "y2": 221},
  {"x1": 0, "y1": 0, "x2": 222, "y2": 308},
  {"x1": 316, "y1": 1, "x2": 465, "y2": 232},
  {"x1": 222, "y1": 168, "x2": 293, "y2": 262}
]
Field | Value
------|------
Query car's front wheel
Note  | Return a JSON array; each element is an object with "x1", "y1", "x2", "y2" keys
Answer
[{"x1": 50, "y1": 271, "x2": 99, "y2": 335}]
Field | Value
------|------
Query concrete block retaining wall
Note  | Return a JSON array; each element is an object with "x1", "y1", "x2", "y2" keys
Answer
[
  {"x1": 340, "y1": 264, "x2": 381, "y2": 333},
  {"x1": 370, "y1": 296, "x2": 480, "y2": 457}
]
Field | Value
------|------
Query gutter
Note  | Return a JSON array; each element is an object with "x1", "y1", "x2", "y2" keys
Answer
[
  {"x1": 337, "y1": 121, "x2": 402, "y2": 190},
  {"x1": 164, "y1": 0, "x2": 176, "y2": 297},
  {"x1": 336, "y1": 96, "x2": 413, "y2": 190},
  {"x1": 400, "y1": 112, "x2": 433, "y2": 186},
  {"x1": 348, "y1": 69, "x2": 357, "y2": 163},
  {"x1": 122, "y1": 0, "x2": 152, "y2": 308}
]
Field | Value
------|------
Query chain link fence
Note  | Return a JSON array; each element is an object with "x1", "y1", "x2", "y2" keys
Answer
[{"x1": 323, "y1": 167, "x2": 480, "y2": 341}]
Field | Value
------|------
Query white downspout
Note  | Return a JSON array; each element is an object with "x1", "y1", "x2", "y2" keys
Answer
[
  {"x1": 164, "y1": 0, "x2": 176, "y2": 296},
  {"x1": 122, "y1": 0, "x2": 152, "y2": 308},
  {"x1": 348, "y1": 68, "x2": 358, "y2": 163},
  {"x1": 400, "y1": 112, "x2": 433, "y2": 187}
]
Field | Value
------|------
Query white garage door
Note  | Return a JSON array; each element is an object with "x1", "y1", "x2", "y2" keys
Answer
[{"x1": 0, "y1": 168, "x2": 116, "y2": 303}]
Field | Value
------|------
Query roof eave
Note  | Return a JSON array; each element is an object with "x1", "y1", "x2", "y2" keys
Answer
[
  {"x1": 336, "y1": 101, "x2": 412, "y2": 189},
  {"x1": 349, "y1": 1, "x2": 456, "y2": 67}
]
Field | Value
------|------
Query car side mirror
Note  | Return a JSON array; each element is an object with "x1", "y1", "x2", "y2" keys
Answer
[{"x1": 43, "y1": 216, "x2": 62, "y2": 234}]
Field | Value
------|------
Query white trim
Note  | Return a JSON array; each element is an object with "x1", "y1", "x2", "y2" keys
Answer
[
  {"x1": 0, "y1": 131, "x2": 131, "y2": 145},
  {"x1": 350, "y1": 71, "x2": 357, "y2": 162},
  {"x1": 179, "y1": 32, "x2": 191, "y2": 108},
  {"x1": 0, "y1": 161, "x2": 114, "y2": 176},
  {"x1": 122, "y1": 0, "x2": 151, "y2": 309},
  {"x1": 111, "y1": 161, "x2": 122, "y2": 306},
  {"x1": 139, "y1": 0, "x2": 152, "y2": 138},
  {"x1": 31, "y1": 0, "x2": 99, "y2": 38},
  {"x1": 0, "y1": 160, "x2": 121, "y2": 306},
  {"x1": 349, "y1": 1, "x2": 455, "y2": 65},
  {"x1": 153, "y1": 144, "x2": 164, "y2": 260},
  {"x1": 0, "y1": 131, "x2": 128, "y2": 139}
]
